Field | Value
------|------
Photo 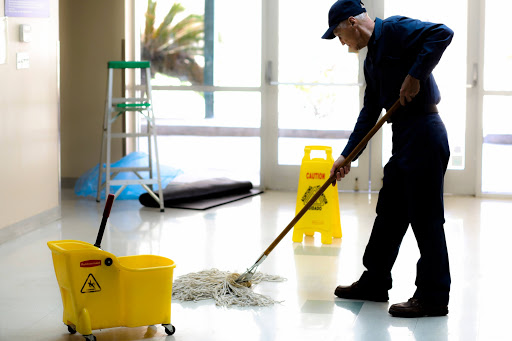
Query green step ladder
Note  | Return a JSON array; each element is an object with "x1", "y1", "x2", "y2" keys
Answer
[{"x1": 96, "y1": 61, "x2": 165, "y2": 211}]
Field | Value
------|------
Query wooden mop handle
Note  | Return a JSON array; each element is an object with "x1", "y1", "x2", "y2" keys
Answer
[{"x1": 262, "y1": 99, "x2": 402, "y2": 257}]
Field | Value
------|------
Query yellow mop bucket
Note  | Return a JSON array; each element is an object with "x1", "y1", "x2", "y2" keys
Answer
[
  {"x1": 292, "y1": 146, "x2": 342, "y2": 244},
  {"x1": 47, "y1": 195, "x2": 176, "y2": 341}
]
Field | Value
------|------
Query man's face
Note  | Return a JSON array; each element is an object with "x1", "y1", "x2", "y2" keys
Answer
[{"x1": 333, "y1": 18, "x2": 362, "y2": 51}]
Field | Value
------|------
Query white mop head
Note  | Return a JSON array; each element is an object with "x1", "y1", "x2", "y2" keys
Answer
[{"x1": 172, "y1": 268, "x2": 286, "y2": 307}]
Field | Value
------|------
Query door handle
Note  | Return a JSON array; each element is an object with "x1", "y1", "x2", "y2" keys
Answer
[{"x1": 466, "y1": 63, "x2": 478, "y2": 88}]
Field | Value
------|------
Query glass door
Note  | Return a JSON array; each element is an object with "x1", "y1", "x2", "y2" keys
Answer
[
  {"x1": 264, "y1": 0, "x2": 474, "y2": 193},
  {"x1": 263, "y1": 0, "x2": 368, "y2": 191},
  {"x1": 480, "y1": 0, "x2": 512, "y2": 195},
  {"x1": 382, "y1": 0, "x2": 474, "y2": 194}
]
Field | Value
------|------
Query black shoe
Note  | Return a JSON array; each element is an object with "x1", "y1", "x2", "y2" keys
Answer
[
  {"x1": 334, "y1": 281, "x2": 388, "y2": 302},
  {"x1": 389, "y1": 298, "x2": 448, "y2": 318}
]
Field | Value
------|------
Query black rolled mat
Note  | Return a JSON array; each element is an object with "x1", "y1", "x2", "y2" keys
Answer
[{"x1": 139, "y1": 177, "x2": 263, "y2": 210}]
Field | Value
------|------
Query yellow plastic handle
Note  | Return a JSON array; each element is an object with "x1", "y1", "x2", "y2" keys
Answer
[{"x1": 304, "y1": 145, "x2": 333, "y2": 161}]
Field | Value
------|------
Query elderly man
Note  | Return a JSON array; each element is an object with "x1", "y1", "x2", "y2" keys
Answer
[{"x1": 323, "y1": 0, "x2": 454, "y2": 318}]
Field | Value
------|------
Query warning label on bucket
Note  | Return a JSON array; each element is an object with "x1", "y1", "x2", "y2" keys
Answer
[
  {"x1": 81, "y1": 274, "x2": 101, "y2": 293},
  {"x1": 301, "y1": 186, "x2": 328, "y2": 210}
]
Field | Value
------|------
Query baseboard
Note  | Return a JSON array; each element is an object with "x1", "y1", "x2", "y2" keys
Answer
[{"x1": 0, "y1": 206, "x2": 61, "y2": 245}]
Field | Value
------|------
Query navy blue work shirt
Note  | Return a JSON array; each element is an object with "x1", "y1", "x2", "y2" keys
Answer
[{"x1": 341, "y1": 16, "x2": 454, "y2": 160}]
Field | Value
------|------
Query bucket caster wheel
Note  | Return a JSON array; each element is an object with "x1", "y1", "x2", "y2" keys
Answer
[
  {"x1": 66, "y1": 324, "x2": 76, "y2": 334},
  {"x1": 83, "y1": 334, "x2": 96, "y2": 341},
  {"x1": 163, "y1": 324, "x2": 176, "y2": 335}
]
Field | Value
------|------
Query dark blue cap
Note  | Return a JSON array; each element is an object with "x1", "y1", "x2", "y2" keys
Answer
[{"x1": 321, "y1": 0, "x2": 367, "y2": 39}]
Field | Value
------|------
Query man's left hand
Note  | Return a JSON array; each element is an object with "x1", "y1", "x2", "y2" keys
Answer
[{"x1": 399, "y1": 75, "x2": 420, "y2": 106}]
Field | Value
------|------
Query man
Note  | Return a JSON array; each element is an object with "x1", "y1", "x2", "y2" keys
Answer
[{"x1": 322, "y1": 0, "x2": 453, "y2": 318}]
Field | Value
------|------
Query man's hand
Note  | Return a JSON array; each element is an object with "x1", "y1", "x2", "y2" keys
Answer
[
  {"x1": 399, "y1": 74, "x2": 420, "y2": 106},
  {"x1": 330, "y1": 155, "x2": 351, "y2": 186}
]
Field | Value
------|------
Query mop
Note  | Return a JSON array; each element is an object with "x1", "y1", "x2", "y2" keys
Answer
[
  {"x1": 172, "y1": 100, "x2": 402, "y2": 307},
  {"x1": 172, "y1": 269, "x2": 286, "y2": 307}
]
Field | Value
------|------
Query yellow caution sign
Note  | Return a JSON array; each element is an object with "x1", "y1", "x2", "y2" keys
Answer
[{"x1": 292, "y1": 146, "x2": 342, "y2": 244}]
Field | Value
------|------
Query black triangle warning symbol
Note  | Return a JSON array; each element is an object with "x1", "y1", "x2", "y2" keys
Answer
[{"x1": 81, "y1": 273, "x2": 101, "y2": 293}]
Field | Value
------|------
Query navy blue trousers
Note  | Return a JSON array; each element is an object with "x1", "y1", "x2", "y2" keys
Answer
[{"x1": 358, "y1": 113, "x2": 451, "y2": 305}]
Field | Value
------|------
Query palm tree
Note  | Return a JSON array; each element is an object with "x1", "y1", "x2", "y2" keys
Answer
[{"x1": 142, "y1": 1, "x2": 204, "y2": 85}]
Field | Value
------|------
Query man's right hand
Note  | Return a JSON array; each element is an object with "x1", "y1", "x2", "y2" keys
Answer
[
  {"x1": 399, "y1": 74, "x2": 420, "y2": 106},
  {"x1": 330, "y1": 155, "x2": 351, "y2": 186}
]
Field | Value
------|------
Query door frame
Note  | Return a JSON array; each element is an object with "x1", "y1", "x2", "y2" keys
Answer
[
  {"x1": 260, "y1": 0, "x2": 483, "y2": 196},
  {"x1": 260, "y1": 0, "x2": 372, "y2": 191},
  {"x1": 473, "y1": 0, "x2": 512, "y2": 198}
]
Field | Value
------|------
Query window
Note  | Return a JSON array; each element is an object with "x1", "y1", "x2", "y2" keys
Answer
[{"x1": 134, "y1": 0, "x2": 262, "y2": 185}]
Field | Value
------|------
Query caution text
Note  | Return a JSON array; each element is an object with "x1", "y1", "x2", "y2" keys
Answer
[{"x1": 306, "y1": 172, "x2": 326, "y2": 180}]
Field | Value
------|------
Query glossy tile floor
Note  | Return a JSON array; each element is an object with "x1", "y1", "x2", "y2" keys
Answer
[{"x1": 1, "y1": 189, "x2": 512, "y2": 341}]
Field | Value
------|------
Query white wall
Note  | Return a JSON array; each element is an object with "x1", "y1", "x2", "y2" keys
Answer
[
  {"x1": 0, "y1": 1, "x2": 60, "y2": 235},
  {"x1": 59, "y1": 0, "x2": 125, "y2": 181}
]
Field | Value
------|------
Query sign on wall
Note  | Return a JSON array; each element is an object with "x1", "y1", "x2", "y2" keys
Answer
[{"x1": 5, "y1": 0, "x2": 50, "y2": 18}]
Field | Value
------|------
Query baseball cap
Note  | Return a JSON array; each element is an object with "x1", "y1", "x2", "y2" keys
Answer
[{"x1": 321, "y1": 0, "x2": 367, "y2": 39}]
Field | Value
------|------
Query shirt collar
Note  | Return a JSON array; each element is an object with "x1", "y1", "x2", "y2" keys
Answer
[
  {"x1": 367, "y1": 17, "x2": 382, "y2": 57},
  {"x1": 373, "y1": 17, "x2": 383, "y2": 42}
]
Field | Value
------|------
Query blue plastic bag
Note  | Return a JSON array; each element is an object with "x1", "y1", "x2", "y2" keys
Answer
[{"x1": 74, "y1": 152, "x2": 183, "y2": 200}]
